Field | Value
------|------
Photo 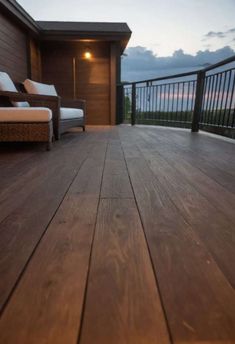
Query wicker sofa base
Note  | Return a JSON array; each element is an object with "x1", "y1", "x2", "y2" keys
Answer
[
  {"x1": 0, "y1": 121, "x2": 53, "y2": 150},
  {"x1": 60, "y1": 118, "x2": 85, "y2": 136}
]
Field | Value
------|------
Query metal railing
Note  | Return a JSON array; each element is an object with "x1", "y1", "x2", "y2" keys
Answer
[
  {"x1": 117, "y1": 55, "x2": 235, "y2": 138},
  {"x1": 200, "y1": 68, "x2": 235, "y2": 130}
]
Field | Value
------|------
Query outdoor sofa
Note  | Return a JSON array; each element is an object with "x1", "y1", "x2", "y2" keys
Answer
[
  {"x1": 23, "y1": 79, "x2": 86, "y2": 139},
  {"x1": 0, "y1": 72, "x2": 53, "y2": 150},
  {"x1": 0, "y1": 72, "x2": 86, "y2": 150}
]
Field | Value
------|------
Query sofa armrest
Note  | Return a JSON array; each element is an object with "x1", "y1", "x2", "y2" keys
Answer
[
  {"x1": 61, "y1": 98, "x2": 86, "y2": 110},
  {"x1": 0, "y1": 90, "x2": 61, "y2": 139},
  {"x1": 0, "y1": 90, "x2": 59, "y2": 102}
]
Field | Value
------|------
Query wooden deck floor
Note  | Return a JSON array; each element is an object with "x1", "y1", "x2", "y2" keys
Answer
[{"x1": 0, "y1": 125, "x2": 235, "y2": 344}]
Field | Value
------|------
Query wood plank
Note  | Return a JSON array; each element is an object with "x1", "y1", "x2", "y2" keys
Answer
[
  {"x1": 0, "y1": 142, "x2": 107, "y2": 343},
  {"x1": 0, "y1": 134, "x2": 89, "y2": 223},
  {"x1": 0, "y1": 134, "x2": 93, "y2": 311},
  {"x1": 41, "y1": 41, "x2": 111, "y2": 124},
  {"x1": 0, "y1": 11, "x2": 28, "y2": 81},
  {"x1": 136, "y1": 138, "x2": 235, "y2": 288},
  {"x1": 101, "y1": 142, "x2": 133, "y2": 198},
  {"x1": 0, "y1": 145, "x2": 36, "y2": 173},
  {"x1": 29, "y1": 38, "x2": 41, "y2": 81},
  {"x1": 0, "y1": 126, "x2": 234, "y2": 344},
  {"x1": 0, "y1": 195, "x2": 98, "y2": 344},
  {"x1": 119, "y1": 130, "x2": 235, "y2": 343},
  {"x1": 143, "y1": 127, "x2": 235, "y2": 190},
  {"x1": 79, "y1": 198, "x2": 170, "y2": 344},
  {"x1": 124, "y1": 128, "x2": 235, "y2": 287},
  {"x1": 137, "y1": 129, "x2": 235, "y2": 224}
]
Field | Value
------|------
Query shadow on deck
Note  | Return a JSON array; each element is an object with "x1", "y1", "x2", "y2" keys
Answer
[{"x1": 0, "y1": 125, "x2": 235, "y2": 343}]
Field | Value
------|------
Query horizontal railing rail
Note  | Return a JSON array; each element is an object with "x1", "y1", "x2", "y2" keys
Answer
[{"x1": 117, "y1": 55, "x2": 235, "y2": 138}]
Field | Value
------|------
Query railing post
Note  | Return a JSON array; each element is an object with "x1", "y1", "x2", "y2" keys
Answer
[
  {"x1": 131, "y1": 83, "x2": 136, "y2": 125},
  {"x1": 116, "y1": 84, "x2": 124, "y2": 124},
  {"x1": 121, "y1": 85, "x2": 125, "y2": 122},
  {"x1": 192, "y1": 71, "x2": 205, "y2": 132}
]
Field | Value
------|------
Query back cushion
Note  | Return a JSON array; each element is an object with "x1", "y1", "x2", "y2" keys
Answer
[
  {"x1": 0, "y1": 72, "x2": 29, "y2": 107},
  {"x1": 24, "y1": 79, "x2": 58, "y2": 96}
]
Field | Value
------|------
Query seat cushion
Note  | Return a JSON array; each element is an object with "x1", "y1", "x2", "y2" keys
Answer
[
  {"x1": 0, "y1": 72, "x2": 29, "y2": 108},
  {"x1": 24, "y1": 79, "x2": 58, "y2": 96},
  {"x1": 60, "y1": 107, "x2": 84, "y2": 120},
  {"x1": 0, "y1": 107, "x2": 52, "y2": 122}
]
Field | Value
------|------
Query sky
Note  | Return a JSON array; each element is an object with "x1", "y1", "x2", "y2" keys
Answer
[{"x1": 17, "y1": 0, "x2": 235, "y2": 81}]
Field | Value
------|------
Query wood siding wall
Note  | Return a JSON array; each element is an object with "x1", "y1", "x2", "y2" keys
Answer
[
  {"x1": 77, "y1": 42, "x2": 110, "y2": 125},
  {"x1": 29, "y1": 38, "x2": 41, "y2": 81},
  {"x1": 41, "y1": 41, "x2": 112, "y2": 125},
  {"x1": 41, "y1": 42, "x2": 75, "y2": 99},
  {"x1": 0, "y1": 10, "x2": 28, "y2": 82},
  {"x1": 0, "y1": 9, "x2": 123, "y2": 125}
]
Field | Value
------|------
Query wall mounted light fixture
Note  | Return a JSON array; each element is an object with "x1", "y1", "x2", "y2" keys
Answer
[{"x1": 84, "y1": 49, "x2": 92, "y2": 59}]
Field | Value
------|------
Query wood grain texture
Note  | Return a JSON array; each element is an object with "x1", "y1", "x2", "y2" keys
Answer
[
  {"x1": 119, "y1": 126, "x2": 235, "y2": 343},
  {"x1": 0, "y1": 142, "x2": 107, "y2": 344},
  {"x1": 29, "y1": 38, "x2": 41, "y2": 81},
  {"x1": 143, "y1": 128, "x2": 235, "y2": 192},
  {"x1": 136, "y1": 128, "x2": 235, "y2": 223},
  {"x1": 135, "y1": 131, "x2": 235, "y2": 288},
  {"x1": 0, "y1": 11, "x2": 28, "y2": 81},
  {"x1": 0, "y1": 134, "x2": 91, "y2": 311},
  {"x1": 101, "y1": 142, "x2": 133, "y2": 198},
  {"x1": 41, "y1": 41, "x2": 111, "y2": 125},
  {"x1": 79, "y1": 198, "x2": 170, "y2": 344},
  {"x1": 41, "y1": 41, "x2": 74, "y2": 99},
  {"x1": 77, "y1": 42, "x2": 110, "y2": 125},
  {"x1": 0, "y1": 126, "x2": 235, "y2": 344},
  {"x1": 110, "y1": 43, "x2": 118, "y2": 125},
  {"x1": 0, "y1": 196, "x2": 98, "y2": 344}
]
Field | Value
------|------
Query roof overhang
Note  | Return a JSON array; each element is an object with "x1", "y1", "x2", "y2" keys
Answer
[
  {"x1": 37, "y1": 22, "x2": 132, "y2": 53},
  {"x1": 0, "y1": 0, "x2": 40, "y2": 35},
  {"x1": 0, "y1": 1, "x2": 132, "y2": 52}
]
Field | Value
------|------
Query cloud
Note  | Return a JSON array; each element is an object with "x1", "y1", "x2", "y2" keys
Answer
[
  {"x1": 204, "y1": 31, "x2": 225, "y2": 39},
  {"x1": 121, "y1": 46, "x2": 235, "y2": 82},
  {"x1": 203, "y1": 44, "x2": 212, "y2": 49},
  {"x1": 203, "y1": 27, "x2": 235, "y2": 40}
]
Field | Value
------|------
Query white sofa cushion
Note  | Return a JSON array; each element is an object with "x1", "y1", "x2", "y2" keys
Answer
[
  {"x1": 0, "y1": 107, "x2": 52, "y2": 122},
  {"x1": 24, "y1": 79, "x2": 58, "y2": 96},
  {"x1": 0, "y1": 72, "x2": 29, "y2": 108},
  {"x1": 60, "y1": 107, "x2": 84, "y2": 120}
]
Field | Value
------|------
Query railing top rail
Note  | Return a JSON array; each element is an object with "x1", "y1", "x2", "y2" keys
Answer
[
  {"x1": 119, "y1": 54, "x2": 235, "y2": 86},
  {"x1": 121, "y1": 70, "x2": 200, "y2": 86},
  {"x1": 203, "y1": 55, "x2": 235, "y2": 72}
]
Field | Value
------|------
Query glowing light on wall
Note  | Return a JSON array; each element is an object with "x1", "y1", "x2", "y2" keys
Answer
[{"x1": 84, "y1": 50, "x2": 92, "y2": 59}]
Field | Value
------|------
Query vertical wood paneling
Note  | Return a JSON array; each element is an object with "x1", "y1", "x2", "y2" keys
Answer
[
  {"x1": 77, "y1": 42, "x2": 110, "y2": 125},
  {"x1": 41, "y1": 41, "x2": 111, "y2": 125},
  {"x1": 41, "y1": 42, "x2": 75, "y2": 99},
  {"x1": 0, "y1": 11, "x2": 28, "y2": 82},
  {"x1": 29, "y1": 38, "x2": 41, "y2": 81},
  {"x1": 110, "y1": 43, "x2": 118, "y2": 125}
]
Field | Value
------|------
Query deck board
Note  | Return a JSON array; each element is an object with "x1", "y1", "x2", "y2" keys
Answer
[
  {"x1": 0, "y1": 140, "x2": 108, "y2": 343},
  {"x1": 120, "y1": 132, "x2": 235, "y2": 342},
  {"x1": 79, "y1": 198, "x2": 170, "y2": 344},
  {"x1": 143, "y1": 127, "x2": 235, "y2": 192},
  {"x1": 0, "y1": 134, "x2": 92, "y2": 310},
  {"x1": 101, "y1": 142, "x2": 133, "y2": 198},
  {"x1": 0, "y1": 125, "x2": 234, "y2": 344},
  {"x1": 134, "y1": 130, "x2": 235, "y2": 287}
]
